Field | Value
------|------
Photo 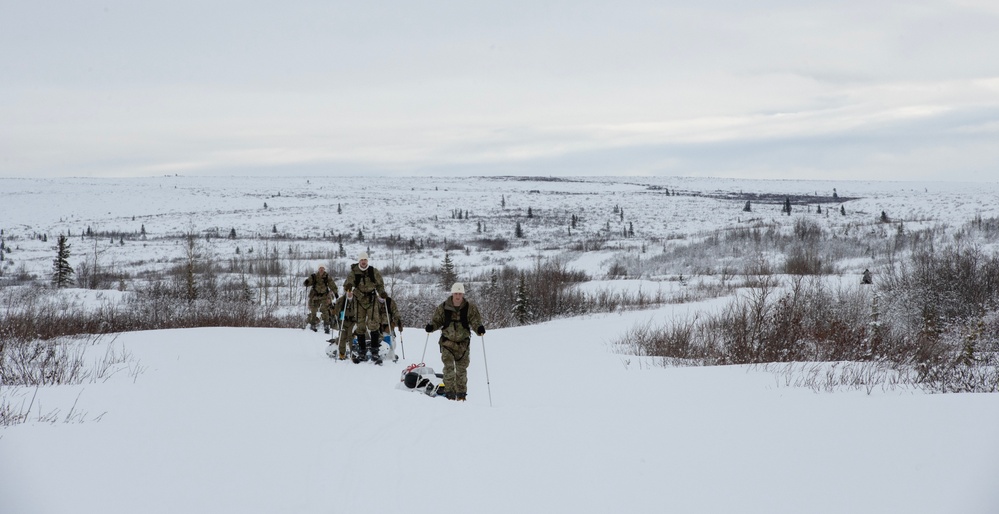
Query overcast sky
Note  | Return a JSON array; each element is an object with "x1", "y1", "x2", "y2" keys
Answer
[{"x1": 3, "y1": 1, "x2": 999, "y2": 181}]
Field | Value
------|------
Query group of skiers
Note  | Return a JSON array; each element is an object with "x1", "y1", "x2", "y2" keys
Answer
[
  {"x1": 304, "y1": 252, "x2": 486, "y2": 401},
  {"x1": 304, "y1": 252, "x2": 398, "y2": 365}
]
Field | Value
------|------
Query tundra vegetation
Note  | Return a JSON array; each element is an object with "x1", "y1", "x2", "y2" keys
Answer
[{"x1": 2, "y1": 179, "x2": 998, "y2": 424}]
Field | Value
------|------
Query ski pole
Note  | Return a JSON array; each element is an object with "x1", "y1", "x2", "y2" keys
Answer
[
  {"x1": 421, "y1": 332, "x2": 430, "y2": 364},
  {"x1": 398, "y1": 328, "x2": 405, "y2": 359},
  {"x1": 480, "y1": 334, "x2": 493, "y2": 407},
  {"x1": 304, "y1": 291, "x2": 311, "y2": 329}
]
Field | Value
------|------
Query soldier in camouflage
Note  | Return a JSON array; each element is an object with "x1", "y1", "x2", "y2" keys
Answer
[
  {"x1": 425, "y1": 283, "x2": 485, "y2": 401},
  {"x1": 343, "y1": 252, "x2": 387, "y2": 364},
  {"x1": 330, "y1": 283, "x2": 358, "y2": 360},
  {"x1": 304, "y1": 265, "x2": 338, "y2": 333},
  {"x1": 378, "y1": 291, "x2": 403, "y2": 337}
]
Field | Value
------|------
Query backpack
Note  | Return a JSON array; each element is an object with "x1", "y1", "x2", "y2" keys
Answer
[
  {"x1": 442, "y1": 301, "x2": 470, "y2": 331},
  {"x1": 353, "y1": 265, "x2": 377, "y2": 290}
]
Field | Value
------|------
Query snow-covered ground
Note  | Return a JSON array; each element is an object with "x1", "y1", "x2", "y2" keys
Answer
[
  {"x1": 2, "y1": 176, "x2": 999, "y2": 513},
  {"x1": 3, "y1": 175, "x2": 999, "y2": 283},
  {"x1": 2, "y1": 304, "x2": 999, "y2": 514}
]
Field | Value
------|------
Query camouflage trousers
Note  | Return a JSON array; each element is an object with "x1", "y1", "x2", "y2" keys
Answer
[
  {"x1": 440, "y1": 339, "x2": 470, "y2": 394},
  {"x1": 337, "y1": 321, "x2": 382, "y2": 357},
  {"x1": 308, "y1": 295, "x2": 332, "y2": 327},
  {"x1": 336, "y1": 321, "x2": 356, "y2": 357},
  {"x1": 355, "y1": 297, "x2": 381, "y2": 333}
]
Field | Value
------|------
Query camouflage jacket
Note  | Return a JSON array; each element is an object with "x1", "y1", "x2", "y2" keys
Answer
[
  {"x1": 430, "y1": 298, "x2": 483, "y2": 344},
  {"x1": 343, "y1": 264, "x2": 385, "y2": 302},
  {"x1": 378, "y1": 297, "x2": 402, "y2": 330},
  {"x1": 332, "y1": 294, "x2": 359, "y2": 324},
  {"x1": 304, "y1": 271, "x2": 337, "y2": 298}
]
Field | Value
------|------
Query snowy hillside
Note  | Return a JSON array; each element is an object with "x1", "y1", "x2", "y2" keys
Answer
[
  {"x1": 3, "y1": 308, "x2": 999, "y2": 514},
  {"x1": 2, "y1": 175, "x2": 999, "y2": 513}
]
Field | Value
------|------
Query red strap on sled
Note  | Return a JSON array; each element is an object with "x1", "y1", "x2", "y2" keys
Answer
[{"x1": 403, "y1": 363, "x2": 426, "y2": 374}]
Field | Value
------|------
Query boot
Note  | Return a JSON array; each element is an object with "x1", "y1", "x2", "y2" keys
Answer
[
  {"x1": 323, "y1": 324, "x2": 330, "y2": 334},
  {"x1": 309, "y1": 324, "x2": 318, "y2": 332},
  {"x1": 355, "y1": 332, "x2": 368, "y2": 362},
  {"x1": 456, "y1": 393, "x2": 467, "y2": 401},
  {"x1": 368, "y1": 330, "x2": 382, "y2": 364}
]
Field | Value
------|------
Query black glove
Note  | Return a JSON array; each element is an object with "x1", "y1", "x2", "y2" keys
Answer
[
  {"x1": 476, "y1": 325, "x2": 486, "y2": 336},
  {"x1": 425, "y1": 324, "x2": 434, "y2": 333}
]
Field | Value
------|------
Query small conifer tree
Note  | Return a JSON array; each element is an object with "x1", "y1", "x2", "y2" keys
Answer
[
  {"x1": 513, "y1": 272, "x2": 531, "y2": 325},
  {"x1": 439, "y1": 252, "x2": 458, "y2": 291},
  {"x1": 51, "y1": 234, "x2": 75, "y2": 288}
]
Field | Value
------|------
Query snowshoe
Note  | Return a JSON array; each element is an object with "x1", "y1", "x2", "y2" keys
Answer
[{"x1": 325, "y1": 344, "x2": 338, "y2": 359}]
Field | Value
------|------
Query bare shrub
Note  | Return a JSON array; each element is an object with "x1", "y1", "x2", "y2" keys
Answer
[
  {"x1": 783, "y1": 245, "x2": 831, "y2": 275},
  {"x1": 473, "y1": 238, "x2": 509, "y2": 251},
  {"x1": 619, "y1": 243, "x2": 999, "y2": 393},
  {"x1": 792, "y1": 218, "x2": 823, "y2": 241},
  {"x1": 621, "y1": 316, "x2": 707, "y2": 364}
]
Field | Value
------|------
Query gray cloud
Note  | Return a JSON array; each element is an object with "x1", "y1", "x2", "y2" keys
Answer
[{"x1": 3, "y1": 1, "x2": 999, "y2": 180}]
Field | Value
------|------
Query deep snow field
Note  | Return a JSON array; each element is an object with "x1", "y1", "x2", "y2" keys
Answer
[{"x1": 2, "y1": 175, "x2": 999, "y2": 513}]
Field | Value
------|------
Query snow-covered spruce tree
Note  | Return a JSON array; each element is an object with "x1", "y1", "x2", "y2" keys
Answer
[
  {"x1": 51, "y1": 234, "x2": 75, "y2": 288},
  {"x1": 515, "y1": 221, "x2": 524, "y2": 238},
  {"x1": 439, "y1": 252, "x2": 458, "y2": 291}
]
